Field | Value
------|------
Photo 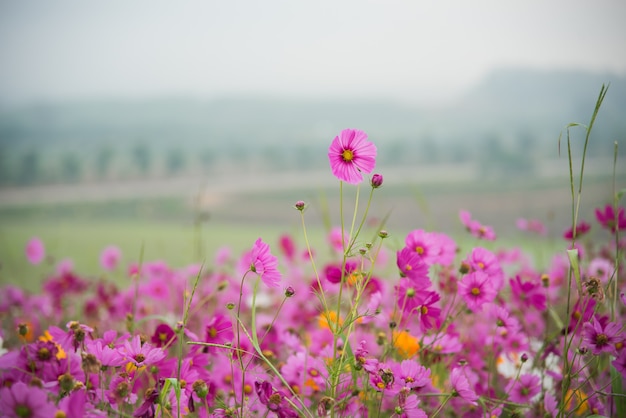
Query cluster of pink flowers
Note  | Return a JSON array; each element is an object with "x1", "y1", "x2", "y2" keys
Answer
[{"x1": 0, "y1": 129, "x2": 624, "y2": 417}]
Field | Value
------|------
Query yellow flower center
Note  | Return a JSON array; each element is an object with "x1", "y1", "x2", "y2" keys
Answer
[
  {"x1": 415, "y1": 246, "x2": 424, "y2": 255},
  {"x1": 471, "y1": 287, "x2": 480, "y2": 296},
  {"x1": 341, "y1": 149, "x2": 354, "y2": 162}
]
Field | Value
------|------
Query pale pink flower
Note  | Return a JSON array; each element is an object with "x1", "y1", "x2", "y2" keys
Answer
[
  {"x1": 328, "y1": 129, "x2": 377, "y2": 184},
  {"x1": 247, "y1": 238, "x2": 282, "y2": 288},
  {"x1": 25, "y1": 237, "x2": 45, "y2": 265},
  {"x1": 100, "y1": 245, "x2": 122, "y2": 271},
  {"x1": 55, "y1": 258, "x2": 74, "y2": 275},
  {"x1": 450, "y1": 367, "x2": 478, "y2": 405}
]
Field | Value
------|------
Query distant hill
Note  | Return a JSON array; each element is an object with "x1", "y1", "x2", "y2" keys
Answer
[{"x1": 1, "y1": 68, "x2": 624, "y2": 151}]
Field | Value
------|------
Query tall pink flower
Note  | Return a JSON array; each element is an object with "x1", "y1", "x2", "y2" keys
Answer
[
  {"x1": 25, "y1": 237, "x2": 45, "y2": 265},
  {"x1": 328, "y1": 129, "x2": 377, "y2": 184},
  {"x1": 100, "y1": 245, "x2": 122, "y2": 271},
  {"x1": 248, "y1": 238, "x2": 282, "y2": 288}
]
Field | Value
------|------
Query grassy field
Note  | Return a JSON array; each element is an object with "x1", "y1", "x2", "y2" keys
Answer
[
  {"x1": 0, "y1": 170, "x2": 619, "y2": 291},
  {"x1": 0, "y1": 218, "x2": 307, "y2": 291}
]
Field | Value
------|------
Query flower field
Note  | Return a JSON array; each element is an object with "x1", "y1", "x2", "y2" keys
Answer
[{"x1": 1, "y1": 109, "x2": 625, "y2": 417}]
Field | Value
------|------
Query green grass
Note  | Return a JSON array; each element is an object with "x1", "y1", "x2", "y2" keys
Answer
[{"x1": 0, "y1": 218, "x2": 313, "y2": 292}]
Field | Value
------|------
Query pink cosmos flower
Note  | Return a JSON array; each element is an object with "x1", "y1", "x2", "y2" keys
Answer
[
  {"x1": 100, "y1": 245, "x2": 122, "y2": 271},
  {"x1": 430, "y1": 232, "x2": 457, "y2": 266},
  {"x1": 506, "y1": 373, "x2": 540, "y2": 404},
  {"x1": 612, "y1": 349, "x2": 626, "y2": 378},
  {"x1": 122, "y1": 335, "x2": 166, "y2": 367},
  {"x1": 404, "y1": 229, "x2": 441, "y2": 266},
  {"x1": 394, "y1": 359, "x2": 431, "y2": 390},
  {"x1": 328, "y1": 227, "x2": 349, "y2": 253},
  {"x1": 450, "y1": 367, "x2": 478, "y2": 405},
  {"x1": 457, "y1": 271, "x2": 497, "y2": 312},
  {"x1": 25, "y1": 237, "x2": 45, "y2": 265},
  {"x1": 516, "y1": 218, "x2": 547, "y2": 236},
  {"x1": 595, "y1": 204, "x2": 626, "y2": 232},
  {"x1": 459, "y1": 210, "x2": 496, "y2": 240},
  {"x1": 509, "y1": 275, "x2": 547, "y2": 311},
  {"x1": 398, "y1": 394, "x2": 427, "y2": 418},
  {"x1": 328, "y1": 128, "x2": 377, "y2": 184},
  {"x1": 587, "y1": 257, "x2": 614, "y2": 284},
  {"x1": 563, "y1": 220, "x2": 591, "y2": 240},
  {"x1": 246, "y1": 238, "x2": 282, "y2": 288},
  {"x1": 463, "y1": 247, "x2": 505, "y2": 291},
  {"x1": 203, "y1": 314, "x2": 234, "y2": 353},
  {"x1": 396, "y1": 247, "x2": 431, "y2": 286},
  {"x1": 582, "y1": 316, "x2": 622, "y2": 355},
  {"x1": 0, "y1": 381, "x2": 55, "y2": 418}
]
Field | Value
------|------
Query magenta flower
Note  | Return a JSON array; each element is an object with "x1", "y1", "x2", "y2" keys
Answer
[
  {"x1": 25, "y1": 237, "x2": 45, "y2": 265},
  {"x1": 0, "y1": 381, "x2": 56, "y2": 418},
  {"x1": 404, "y1": 229, "x2": 441, "y2": 266},
  {"x1": 122, "y1": 335, "x2": 166, "y2": 367},
  {"x1": 457, "y1": 271, "x2": 497, "y2": 312},
  {"x1": 582, "y1": 316, "x2": 622, "y2": 355},
  {"x1": 395, "y1": 359, "x2": 431, "y2": 390},
  {"x1": 463, "y1": 247, "x2": 504, "y2": 291},
  {"x1": 203, "y1": 314, "x2": 234, "y2": 353},
  {"x1": 100, "y1": 245, "x2": 122, "y2": 271},
  {"x1": 247, "y1": 238, "x2": 282, "y2": 288},
  {"x1": 595, "y1": 204, "x2": 626, "y2": 232},
  {"x1": 563, "y1": 220, "x2": 591, "y2": 239},
  {"x1": 396, "y1": 247, "x2": 430, "y2": 286},
  {"x1": 450, "y1": 367, "x2": 478, "y2": 405},
  {"x1": 150, "y1": 323, "x2": 177, "y2": 348},
  {"x1": 506, "y1": 373, "x2": 541, "y2": 404},
  {"x1": 612, "y1": 349, "x2": 626, "y2": 378},
  {"x1": 509, "y1": 275, "x2": 547, "y2": 311},
  {"x1": 328, "y1": 128, "x2": 377, "y2": 184},
  {"x1": 398, "y1": 394, "x2": 427, "y2": 418},
  {"x1": 396, "y1": 278, "x2": 424, "y2": 314}
]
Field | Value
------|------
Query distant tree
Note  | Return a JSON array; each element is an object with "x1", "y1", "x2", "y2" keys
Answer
[
  {"x1": 95, "y1": 145, "x2": 115, "y2": 179},
  {"x1": 60, "y1": 153, "x2": 82, "y2": 182},
  {"x1": 421, "y1": 139, "x2": 440, "y2": 163},
  {"x1": 132, "y1": 142, "x2": 152, "y2": 175},
  {"x1": 17, "y1": 150, "x2": 41, "y2": 185},
  {"x1": 0, "y1": 147, "x2": 11, "y2": 185},
  {"x1": 199, "y1": 148, "x2": 216, "y2": 174},
  {"x1": 166, "y1": 147, "x2": 186, "y2": 175}
]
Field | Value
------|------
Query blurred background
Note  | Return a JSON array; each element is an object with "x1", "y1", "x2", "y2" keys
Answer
[{"x1": 1, "y1": 1, "x2": 625, "y2": 285}]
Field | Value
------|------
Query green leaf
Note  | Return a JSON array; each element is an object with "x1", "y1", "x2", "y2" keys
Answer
[
  {"x1": 612, "y1": 365, "x2": 626, "y2": 417},
  {"x1": 567, "y1": 248, "x2": 582, "y2": 296},
  {"x1": 617, "y1": 188, "x2": 626, "y2": 202}
]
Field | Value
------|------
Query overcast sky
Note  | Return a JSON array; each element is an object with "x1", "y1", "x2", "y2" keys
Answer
[{"x1": 1, "y1": 0, "x2": 625, "y2": 106}]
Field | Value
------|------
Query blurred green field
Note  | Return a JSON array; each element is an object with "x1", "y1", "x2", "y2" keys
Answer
[{"x1": 0, "y1": 218, "x2": 307, "y2": 291}]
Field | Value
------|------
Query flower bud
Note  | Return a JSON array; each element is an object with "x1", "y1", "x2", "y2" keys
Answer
[
  {"x1": 378, "y1": 230, "x2": 389, "y2": 239},
  {"x1": 285, "y1": 286, "x2": 295, "y2": 297},
  {"x1": 371, "y1": 173, "x2": 383, "y2": 188},
  {"x1": 294, "y1": 201, "x2": 306, "y2": 211}
]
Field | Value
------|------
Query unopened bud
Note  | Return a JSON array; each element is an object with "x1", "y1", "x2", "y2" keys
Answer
[
  {"x1": 371, "y1": 174, "x2": 383, "y2": 188},
  {"x1": 459, "y1": 262, "x2": 470, "y2": 274},
  {"x1": 294, "y1": 201, "x2": 306, "y2": 211},
  {"x1": 285, "y1": 286, "x2": 295, "y2": 297}
]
